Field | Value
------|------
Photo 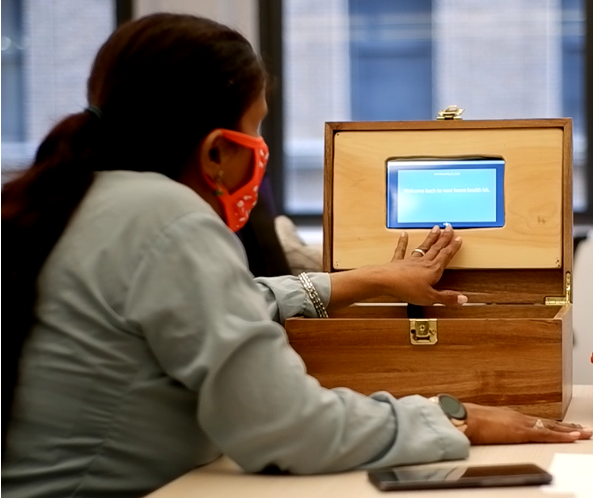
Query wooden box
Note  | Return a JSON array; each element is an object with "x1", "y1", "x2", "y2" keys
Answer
[{"x1": 285, "y1": 118, "x2": 573, "y2": 420}]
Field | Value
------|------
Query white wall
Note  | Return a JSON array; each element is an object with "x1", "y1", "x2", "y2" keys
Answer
[{"x1": 133, "y1": 0, "x2": 259, "y2": 51}]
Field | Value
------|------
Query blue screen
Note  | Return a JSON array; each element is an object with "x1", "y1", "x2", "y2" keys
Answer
[{"x1": 386, "y1": 159, "x2": 505, "y2": 229}]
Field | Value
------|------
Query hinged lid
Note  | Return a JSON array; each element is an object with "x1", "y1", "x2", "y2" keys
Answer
[{"x1": 323, "y1": 119, "x2": 573, "y2": 305}]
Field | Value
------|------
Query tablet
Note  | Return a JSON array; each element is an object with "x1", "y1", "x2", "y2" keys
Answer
[{"x1": 386, "y1": 157, "x2": 505, "y2": 229}]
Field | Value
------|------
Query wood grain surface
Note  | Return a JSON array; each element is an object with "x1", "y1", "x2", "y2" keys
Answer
[
  {"x1": 285, "y1": 304, "x2": 571, "y2": 420},
  {"x1": 324, "y1": 120, "x2": 572, "y2": 277}
]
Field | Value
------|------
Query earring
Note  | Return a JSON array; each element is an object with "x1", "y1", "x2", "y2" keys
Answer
[{"x1": 214, "y1": 170, "x2": 224, "y2": 196}]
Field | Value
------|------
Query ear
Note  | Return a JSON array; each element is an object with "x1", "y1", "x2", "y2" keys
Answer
[{"x1": 198, "y1": 129, "x2": 225, "y2": 180}]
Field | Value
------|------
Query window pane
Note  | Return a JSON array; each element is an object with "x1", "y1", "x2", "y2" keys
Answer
[
  {"x1": 1, "y1": 0, "x2": 115, "y2": 176},
  {"x1": 349, "y1": 0, "x2": 432, "y2": 121},
  {"x1": 282, "y1": 0, "x2": 587, "y2": 215}
]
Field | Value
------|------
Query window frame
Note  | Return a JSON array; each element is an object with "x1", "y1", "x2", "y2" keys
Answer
[
  {"x1": 116, "y1": 0, "x2": 133, "y2": 26},
  {"x1": 258, "y1": 0, "x2": 286, "y2": 216},
  {"x1": 575, "y1": 0, "x2": 593, "y2": 228}
]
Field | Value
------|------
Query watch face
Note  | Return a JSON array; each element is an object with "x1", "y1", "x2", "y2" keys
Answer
[{"x1": 440, "y1": 394, "x2": 467, "y2": 420}]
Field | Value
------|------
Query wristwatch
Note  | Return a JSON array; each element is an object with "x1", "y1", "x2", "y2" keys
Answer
[{"x1": 429, "y1": 393, "x2": 468, "y2": 433}]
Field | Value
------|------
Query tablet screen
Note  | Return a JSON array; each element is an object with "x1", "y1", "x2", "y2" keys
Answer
[{"x1": 386, "y1": 158, "x2": 505, "y2": 229}]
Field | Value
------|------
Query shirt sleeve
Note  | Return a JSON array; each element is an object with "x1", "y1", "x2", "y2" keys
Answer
[
  {"x1": 254, "y1": 273, "x2": 330, "y2": 323},
  {"x1": 123, "y1": 212, "x2": 469, "y2": 474}
]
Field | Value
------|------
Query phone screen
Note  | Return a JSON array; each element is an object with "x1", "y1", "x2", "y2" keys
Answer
[{"x1": 368, "y1": 463, "x2": 552, "y2": 492}]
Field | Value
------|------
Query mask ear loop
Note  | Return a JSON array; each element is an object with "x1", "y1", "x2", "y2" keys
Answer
[
  {"x1": 214, "y1": 170, "x2": 225, "y2": 196},
  {"x1": 220, "y1": 129, "x2": 266, "y2": 149}
]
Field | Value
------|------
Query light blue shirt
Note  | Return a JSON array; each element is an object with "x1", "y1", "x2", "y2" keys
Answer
[{"x1": 2, "y1": 171, "x2": 469, "y2": 498}]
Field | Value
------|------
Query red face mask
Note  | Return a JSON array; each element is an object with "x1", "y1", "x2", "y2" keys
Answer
[{"x1": 202, "y1": 129, "x2": 269, "y2": 232}]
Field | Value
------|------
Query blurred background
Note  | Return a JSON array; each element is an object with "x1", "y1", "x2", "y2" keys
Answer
[
  {"x1": 1, "y1": 0, "x2": 592, "y2": 380},
  {"x1": 2, "y1": 0, "x2": 590, "y2": 227}
]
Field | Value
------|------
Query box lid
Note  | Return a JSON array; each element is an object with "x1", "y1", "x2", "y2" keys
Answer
[{"x1": 323, "y1": 119, "x2": 573, "y2": 304}]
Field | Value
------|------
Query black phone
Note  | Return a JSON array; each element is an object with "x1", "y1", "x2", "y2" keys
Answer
[{"x1": 368, "y1": 463, "x2": 553, "y2": 492}]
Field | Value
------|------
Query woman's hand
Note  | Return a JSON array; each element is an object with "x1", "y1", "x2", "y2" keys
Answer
[
  {"x1": 464, "y1": 403, "x2": 593, "y2": 444},
  {"x1": 327, "y1": 225, "x2": 467, "y2": 311},
  {"x1": 377, "y1": 225, "x2": 467, "y2": 305}
]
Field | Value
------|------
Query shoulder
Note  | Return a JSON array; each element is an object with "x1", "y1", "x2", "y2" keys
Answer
[
  {"x1": 63, "y1": 170, "x2": 233, "y2": 261},
  {"x1": 85, "y1": 170, "x2": 221, "y2": 229}
]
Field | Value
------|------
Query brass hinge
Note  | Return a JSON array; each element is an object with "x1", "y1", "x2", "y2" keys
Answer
[
  {"x1": 545, "y1": 272, "x2": 571, "y2": 306},
  {"x1": 436, "y1": 105, "x2": 464, "y2": 120},
  {"x1": 410, "y1": 319, "x2": 438, "y2": 345}
]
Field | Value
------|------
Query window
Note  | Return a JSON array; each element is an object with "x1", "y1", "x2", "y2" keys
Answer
[
  {"x1": 276, "y1": 0, "x2": 590, "y2": 226},
  {"x1": 1, "y1": 0, "x2": 116, "y2": 178},
  {"x1": 1, "y1": 0, "x2": 25, "y2": 143},
  {"x1": 349, "y1": 0, "x2": 432, "y2": 121}
]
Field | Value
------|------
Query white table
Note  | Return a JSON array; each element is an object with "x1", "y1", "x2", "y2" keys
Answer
[{"x1": 147, "y1": 386, "x2": 592, "y2": 498}]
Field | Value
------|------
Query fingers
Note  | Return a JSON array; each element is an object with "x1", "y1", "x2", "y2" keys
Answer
[
  {"x1": 432, "y1": 234, "x2": 463, "y2": 268},
  {"x1": 420, "y1": 226, "x2": 462, "y2": 268},
  {"x1": 464, "y1": 403, "x2": 592, "y2": 445},
  {"x1": 423, "y1": 225, "x2": 455, "y2": 259},
  {"x1": 392, "y1": 231, "x2": 409, "y2": 261},
  {"x1": 541, "y1": 431, "x2": 582, "y2": 443},
  {"x1": 411, "y1": 225, "x2": 441, "y2": 258},
  {"x1": 576, "y1": 428, "x2": 593, "y2": 439},
  {"x1": 408, "y1": 226, "x2": 463, "y2": 270},
  {"x1": 556, "y1": 427, "x2": 593, "y2": 439},
  {"x1": 530, "y1": 418, "x2": 580, "y2": 431},
  {"x1": 546, "y1": 420, "x2": 592, "y2": 439},
  {"x1": 529, "y1": 418, "x2": 593, "y2": 442},
  {"x1": 431, "y1": 289, "x2": 468, "y2": 306},
  {"x1": 530, "y1": 428, "x2": 584, "y2": 443}
]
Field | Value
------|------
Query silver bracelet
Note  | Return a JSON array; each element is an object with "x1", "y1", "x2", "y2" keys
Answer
[{"x1": 298, "y1": 272, "x2": 329, "y2": 318}]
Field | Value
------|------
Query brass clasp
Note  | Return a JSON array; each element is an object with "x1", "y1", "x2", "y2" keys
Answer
[
  {"x1": 436, "y1": 105, "x2": 464, "y2": 120},
  {"x1": 410, "y1": 319, "x2": 438, "y2": 345}
]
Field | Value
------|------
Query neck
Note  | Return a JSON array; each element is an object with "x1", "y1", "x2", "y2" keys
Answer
[{"x1": 177, "y1": 166, "x2": 225, "y2": 221}]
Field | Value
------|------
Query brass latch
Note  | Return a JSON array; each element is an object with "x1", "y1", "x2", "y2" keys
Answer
[
  {"x1": 545, "y1": 272, "x2": 571, "y2": 306},
  {"x1": 410, "y1": 319, "x2": 438, "y2": 345},
  {"x1": 436, "y1": 105, "x2": 464, "y2": 120}
]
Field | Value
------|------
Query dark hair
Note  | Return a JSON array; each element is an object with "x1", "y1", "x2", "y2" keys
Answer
[{"x1": 1, "y1": 13, "x2": 267, "y2": 450}]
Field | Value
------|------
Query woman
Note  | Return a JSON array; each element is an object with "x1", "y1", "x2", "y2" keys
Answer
[{"x1": 2, "y1": 13, "x2": 590, "y2": 498}]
